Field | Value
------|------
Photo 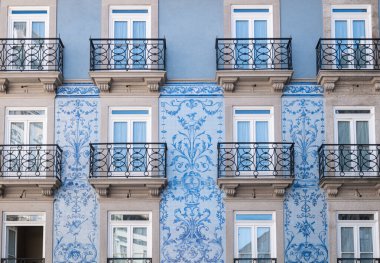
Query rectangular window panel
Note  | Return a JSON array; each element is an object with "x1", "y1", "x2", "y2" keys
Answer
[
  {"x1": 11, "y1": 10, "x2": 48, "y2": 15},
  {"x1": 133, "y1": 122, "x2": 147, "y2": 143},
  {"x1": 235, "y1": 110, "x2": 271, "y2": 115},
  {"x1": 335, "y1": 20, "x2": 348, "y2": 38},
  {"x1": 132, "y1": 227, "x2": 148, "y2": 258},
  {"x1": 257, "y1": 227, "x2": 271, "y2": 258},
  {"x1": 32, "y1": 22, "x2": 45, "y2": 38},
  {"x1": 13, "y1": 22, "x2": 27, "y2": 38},
  {"x1": 10, "y1": 122, "x2": 24, "y2": 144},
  {"x1": 5, "y1": 214, "x2": 45, "y2": 222},
  {"x1": 111, "y1": 214, "x2": 150, "y2": 221},
  {"x1": 113, "y1": 122, "x2": 128, "y2": 143},
  {"x1": 114, "y1": 21, "x2": 128, "y2": 38},
  {"x1": 29, "y1": 122, "x2": 44, "y2": 144},
  {"x1": 8, "y1": 110, "x2": 45, "y2": 115},
  {"x1": 336, "y1": 110, "x2": 371, "y2": 114},
  {"x1": 6, "y1": 228, "x2": 16, "y2": 259},
  {"x1": 111, "y1": 110, "x2": 149, "y2": 115},
  {"x1": 233, "y1": 9, "x2": 270, "y2": 13},
  {"x1": 112, "y1": 9, "x2": 148, "y2": 14},
  {"x1": 332, "y1": 9, "x2": 367, "y2": 13},
  {"x1": 113, "y1": 227, "x2": 128, "y2": 258},
  {"x1": 359, "y1": 227, "x2": 373, "y2": 256},
  {"x1": 338, "y1": 214, "x2": 374, "y2": 220},
  {"x1": 237, "y1": 121, "x2": 250, "y2": 142},
  {"x1": 341, "y1": 227, "x2": 355, "y2": 259},
  {"x1": 236, "y1": 214, "x2": 273, "y2": 221},
  {"x1": 338, "y1": 121, "x2": 351, "y2": 144},
  {"x1": 238, "y1": 227, "x2": 252, "y2": 258},
  {"x1": 356, "y1": 121, "x2": 369, "y2": 144}
]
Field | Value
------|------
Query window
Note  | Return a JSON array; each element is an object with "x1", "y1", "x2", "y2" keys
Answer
[
  {"x1": 108, "y1": 212, "x2": 152, "y2": 260},
  {"x1": 331, "y1": 6, "x2": 372, "y2": 68},
  {"x1": 6, "y1": 109, "x2": 47, "y2": 145},
  {"x1": 235, "y1": 212, "x2": 276, "y2": 261},
  {"x1": 8, "y1": 8, "x2": 49, "y2": 38},
  {"x1": 231, "y1": 6, "x2": 273, "y2": 69},
  {"x1": 2, "y1": 212, "x2": 45, "y2": 261},
  {"x1": 233, "y1": 108, "x2": 274, "y2": 173},
  {"x1": 337, "y1": 212, "x2": 378, "y2": 261}
]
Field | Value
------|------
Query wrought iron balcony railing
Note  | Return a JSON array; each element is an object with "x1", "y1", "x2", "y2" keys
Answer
[
  {"x1": 90, "y1": 38, "x2": 166, "y2": 71},
  {"x1": 0, "y1": 38, "x2": 64, "y2": 73},
  {"x1": 319, "y1": 144, "x2": 380, "y2": 178},
  {"x1": 216, "y1": 38, "x2": 292, "y2": 70},
  {"x1": 234, "y1": 258, "x2": 277, "y2": 263},
  {"x1": 0, "y1": 144, "x2": 62, "y2": 179},
  {"x1": 1, "y1": 258, "x2": 45, "y2": 263},
  {"x1": 316, "y1": 38, "x2": 380, "y2": 71},
  {"x1": 107, "y1": 258, "x2": 152, "y2": 263},
  {"x1": 89, "y1": 143, "x2": 167, "y2": 177},
  {"x1": 218, "y1": 142, "x2": 294, "y2": 177},
  {"x1": 337, "y1": 258, "x2": 380, "y2": 263}
]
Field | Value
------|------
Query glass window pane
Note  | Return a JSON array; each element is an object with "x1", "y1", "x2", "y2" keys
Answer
[
  {"x1": 132, "y1": 227, "x2": 148, "y2": 258},
  {"x1": 236, "y1": 20, "x2": 249, "y2": 38},
  {"x1": 341, "y1": 227, "x2": 354, "y2": 253},
  {"x1": 338, "y1": 121, "x2": 351, "y2": 144},
  {"x1": 257, "y1": 227, "x2": 271, "y2": 257},
  {"x1": 335, "y1": 20, "x2": 348, "y2": 38},
  {"x1": 8, "y1": 110, "x2": 45, "y2": 115},
  {"x1": 238, "y1": 227, "x2": 252, "y2": 258},
  {"x1": 113, "y1": 122, "x2": 128, "y2": 143},
  {"x1": 353, "y1": 20, "x2": 366, "y2": 38},
  {"x1": 114, "y1": 21, "x2": 128, "y2": 38},
  {"x1": 113, "y1": 227, "x2": 128, "y2": 258},
  {"x1": 111, "y1": 214, "x2": 150, "y2": 221},
  {"x1": 133, "y1": 122, "x2": 147, "y2": 143},
  {"x1": 13, "y1": 22, "x2": 26, "y2": 38},
  {"x1": 237, "y1": 121, "x2": 250, "y2": 142},
  {"x1": 7, "y1": 228, "x2": 16, "y2": 258},
  {"x1": 32, "y1": 22, "x2": 45, "y2": 38},
  {"x1": 356, "y1": 121, "x2": 369, "y2": 144},
  {"x1": 10, "y1": 122, "x2": 24, "y2": 144},
  {"x1": 338, "y1": 214, "x2": 374, "y2": 220},
  {"x1": 256, "y1": 121, "x2": 268, "y2": 142},
  {"x1": 236, "y1": 214, "x2": 272, "y2": 221},
  {"x1": 133, "y1": 21, "x2": 146, "y2": 38},
  {"x1": 29, "y1": 122, "x2": 44, "y2": 144},
  {"x1": 5, "y1": 214, "x2": 45, "y2": 222},
  {"x1": 359, "y1": 227, "x2": 373, "y2": 253},
  {"x1": 254, "y1": 20, "x2": 267, "y2": 38}
]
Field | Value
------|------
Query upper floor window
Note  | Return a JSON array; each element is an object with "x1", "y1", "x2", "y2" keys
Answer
[
  {"x1": 337, "y1": 213, "x2": 378, "y2": 260},
  {"x1": 234, "y1": 108, "x2": 274, "y2": 143},
  {"x1": 6, "y1": 108, "x2": 47, "y2": 145},
  {"x1": 331, "y1": 6, "x2": 371, "y2": 39},
  {"x1": 235, "y1": 212, "x2": 276, "y2": 260},
  {"x1": 109, "y1": 6, "x2": 151, "y2": 39},
  {"x1": 108, "y1": 212, "x2": 152, "y2": 260},
  {"x1": 334, "y1": 108, "x2": 375, "y2": 145},
  {"x1": 109, "y1": 108, "x2": 151, "y2": 143},
  {"x1": 8, "y1": 8, "x2": 49, "y2": 38}
]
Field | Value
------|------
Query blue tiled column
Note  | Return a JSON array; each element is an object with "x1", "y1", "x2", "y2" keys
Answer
[
  {"x1": 54, "y1": 84, "x2": 100, "y2": 263},
  {"x1": 282, "y1": 84, "x2": 328, "y2": 263},
  {"x1": 159, "y1": 83, "x2": 226, "y2": 263}
]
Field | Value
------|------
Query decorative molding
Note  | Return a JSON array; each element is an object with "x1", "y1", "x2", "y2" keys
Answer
[
  {"x1": 93, "y1": 185, "x2": 110, "y2": 197},
  {"x1": 40, "y1": 78, "x2": 61, "y2": 93},
  {"x1": 147, "y1": 185, "x2": 162, "y2": 197},
  {"x1": 145, "y1": 77, "x2": 162, "y2": 92},
  {"x1": 0, "y1": 78, "x2": 9, "y2": 92},
  {"x1": 220, "y1": 77, "x2": 238, "y2": 92},
  {"x1": 222, "y1": 184, "x2": 238, "y2": 197},
  {"x1": 322, "y1": 77, "x2": 339, "y2": 93},
  {"x1": 95, "y1": 78, "x2": 112, "y2": 93},
  {"x1": 372, "y1": 77, "x2": 380, "y2": 92},
  {"x1": 160, "y1": 83, "x2": 223, "y2": 96},
  {"x1": 271, "y1": 77, "x2": 289, "y2": 92}
]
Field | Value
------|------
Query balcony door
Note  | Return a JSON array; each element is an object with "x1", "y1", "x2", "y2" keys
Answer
[
  {"x1": 110, "y1": 7, "x2": 151, "y2": 69},
  {"x1": 8, "y1": 9, "x2": 48, "y2": 70},
  {"x1": 331, "y1": 6, "x2": 371, "y2": 69},
  {"x1": 231, "y1": 6, "x2": 273, "y2": 69}
]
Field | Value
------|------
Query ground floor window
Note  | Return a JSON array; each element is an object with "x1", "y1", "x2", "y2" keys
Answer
[
  {"x1": 108, "y1": 212, "x2": 152, "y2": 260},
  {"x1": 2, "y1": 213, "x2": 45, "y2": 262},
  {"x1": 234, "y1": 212, "x2": 276, "y2": 262}
]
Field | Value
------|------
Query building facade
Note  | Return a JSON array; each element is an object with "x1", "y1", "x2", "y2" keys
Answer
[{"x1": 0, "y1": 0, "x2": 379, "y2": 263}]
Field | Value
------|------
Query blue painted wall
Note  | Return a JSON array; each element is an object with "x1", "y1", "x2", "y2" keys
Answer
[
  {"x1": 57, "y1": 0, "x2": 101, "y2": 80},
  {"x1": 159, "y1": 0, "x2": 224, "y2": 80},
  {"x1": 281, "y1": 0, "x2": 323, "y2": 78}
]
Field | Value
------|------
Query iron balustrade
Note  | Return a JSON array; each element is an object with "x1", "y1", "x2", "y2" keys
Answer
[
  {"x1": 1, "y1": 259, "x2": 45, "y2": 263},
  {"x1": 319, "y1": 144, "x2": 380, "y2": 178},
  {"x1": 90, "y1": 38, "x2": 166, "y2": 71},
  {"x1": 0, "y1": 38, "x2": 64, "y2": 72},
  {"x1": 316, "y1": 38, "x2": 380, "y2": 71},
  {"x1": 215, "y1": 38, "x2": 292, "y2": 70},
  {"x1": 218, "y1": 142, "x2": 294, "y2": 177},
  {"x1": 0, "y1": 144, "x2": 62, "y2": 179},
  {"x1": 107, "y1": 258, "x2": 152, "y2": 263},
  {"x1": 89, "y1": 143, "x2": 167, "y2": 177},
  {"x1": 337, "y1": 259, "x2": 380, "y2": 263},
  {"x1": 234, "y1": 258, "x2": 277, "y2": 263}
]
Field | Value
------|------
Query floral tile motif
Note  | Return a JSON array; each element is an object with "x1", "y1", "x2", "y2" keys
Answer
[
  {"x1": 282, "y1": 84, "x2": 328, "y2": 263},
  {"x1": 160, "y1": 85, "x2": 225, "y2": 263},
  {"x1": 54, "y1": 86, "x2": 99, "y2": 263}
]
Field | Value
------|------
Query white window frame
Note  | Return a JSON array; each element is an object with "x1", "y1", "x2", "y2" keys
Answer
[
  {"x1": 5, "y1": 108, "x2": 47, "y2": 145},
  {"x1": 337, "y1": 212, "x2": 379, "y2": 259},
  {"x1": 109, "y1": 6, "x2": 151, "y2": 39},
  {"x1": 233, "y1": 107, "x2": 274, "y2": 142},
  {"x1": 108, "y1": 211, "x2": 152, "y2": 259},
  {"x1": 2, "y1": 212, "x2": 46, "y2": 259},
  {"x1": 8, "y1": 7, "x2": 49, "y2": 38},
  {"x1": 333, "y1": 107, "x2": 375, "y2": 145},
  {"x1": 234, "y1": 211, "x2": 276, "y2": 260},
  {"x1": 109, "y1": 107, "x2": 152, "y2": 143},
  {"x1": 231, "y1": 5, "x2": 274, "y2": 38}
]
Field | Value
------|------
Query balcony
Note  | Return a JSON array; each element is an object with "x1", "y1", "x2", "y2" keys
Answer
[
  {"x1": 318, "y1": 144, "x2": 380, "y2": 197},
  {"x1": 89, "y1": 143, "x2": 167, "y2": 197},
  {"x1": 1, "y1": 259, "x2": 45, "y2": 263},
  {"x1": 89, "y1": 38, "x2": 166, "y2": 93},
  {"x1": 217, "y1": 142, "x2": 294, "y2": 197},
  {"x1": 0, "y1": 144, "x2": 62, "y2": 198},
  {"x1": 107, "y1": 258, "x2": 152, "y2": 263},
  {"x1": 215, "y1": 38, "x2": 293, "y2": 93},
  {"x1": 337, "y1": 259, "x2": 380, "y2": 263},
  {"x1": 234, "y1": 259, "x2": 277, "y2": 263},
  {"x1": 0, "y1": 38, "x2": 64, "y2": 93},
  {"x1": 316, "y1": 38, "x2": 380, "y2": 92}
]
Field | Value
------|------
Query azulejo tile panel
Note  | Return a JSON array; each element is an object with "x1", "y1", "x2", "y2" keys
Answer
[
  {"x1": 282, "y1": 84, "x2": 328, "y2": 263},
  {"x1": 159, "y1": 83, "x2": 225, "y2": 263},
  {"x1": 54, "y1": 85, "x2": 99, "y2": 263}
]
